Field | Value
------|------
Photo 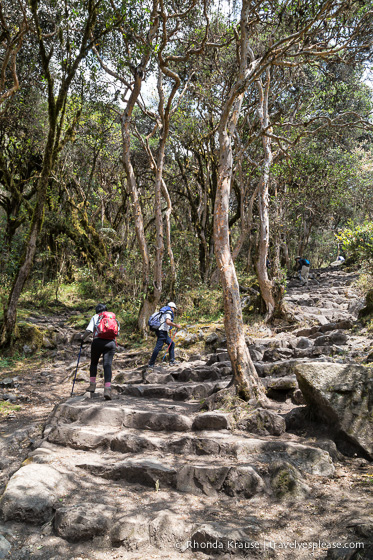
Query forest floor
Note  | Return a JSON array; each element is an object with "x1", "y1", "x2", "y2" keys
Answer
[{"x1": 0, "y1": 267, "x2": 372, "y2": 560}]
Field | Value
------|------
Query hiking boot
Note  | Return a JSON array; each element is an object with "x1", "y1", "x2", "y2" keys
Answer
[
  {"x1": 88, "y1": 382, "x2": 96, "y2": 393},
  {"x1": 169, "y1": 360, "x2": 180, "y2": 366},
  {"x1": 104, "y1": 387, "x2": 112, "y2": 400}
]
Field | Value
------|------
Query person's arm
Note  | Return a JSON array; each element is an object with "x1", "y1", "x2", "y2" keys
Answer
[
  {"x1": 81, "y1": 315, "x2": 96, "y2": 342},
  {"x1": 81, "y1": 330, "x2": 92, "y2": 343},
  {"x1": 165, "y1": 318, "x2": 181, "y2": 329}
]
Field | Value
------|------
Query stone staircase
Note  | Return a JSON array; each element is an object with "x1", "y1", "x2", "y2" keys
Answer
[
  {"x1": 0, "y1": 364, "x2": 337, "y2": 557},
  {"x1": 1, "y1": 267, "x2": 372, "y2": 559}
]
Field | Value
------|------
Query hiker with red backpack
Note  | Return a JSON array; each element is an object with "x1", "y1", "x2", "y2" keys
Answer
[{"x1": 81, "y1": 304, "x2": 119, "y2": 400}]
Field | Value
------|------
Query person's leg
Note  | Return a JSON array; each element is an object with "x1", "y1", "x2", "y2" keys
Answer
[
  {"x1": 89, "y1": 338, "x2": 103, "y2": 392},
  {"x1": 166, "y1": 333, "x2": 175, "y2": 363},
  {"x1": 301, "y1": 265, "x2": 309, "y2": 284},
  {"x1": 102, "y1": 340, "x2": 116, "y2": 400},
  {"x1": 148, "y1": 331, "x2": 167, "y2": 366},
  {"x1": 102, "y1": 340, "x2": 116, "y2": 384}
]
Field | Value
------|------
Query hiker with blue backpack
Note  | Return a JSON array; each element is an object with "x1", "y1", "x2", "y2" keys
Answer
[
  {"x1": 295, "y1": 256, "x2": 310, "y2": 285},
  {"x1": 147, "y1": 302, "x2": 181, "y2": 370},
  {"x1": 80, "y1": 304, "x2": 120, "y2": 400}
]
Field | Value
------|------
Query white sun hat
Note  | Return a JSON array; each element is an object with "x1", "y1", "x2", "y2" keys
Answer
[{"x1": 168, "y1": 302, "x2": 177, "y2": 309}]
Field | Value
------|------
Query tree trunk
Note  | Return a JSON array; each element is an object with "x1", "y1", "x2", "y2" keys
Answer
[
  {"x1": 92, "y1": 1, "x2": 159, "y2": 335},
  {"x1": 215, "y1": 125, "x2": 268, "y2": 404},
  {"x1": 232, "y1": 182, "x2": 259, "y2": 262},
  {"x1": 255, "y1": 68, "x2": 275, "y2": 320},
  {"x1": 139, "y1": 113, "x2": 176, "y2": 301},
  {"x1": 161, "y1": 179, "x2": 176, "y2": 299},
  {"x1": 1, "y1": 127, "x2": 54, "y2": 345},
  {"x1": 121, "y1": 117, "x2": 151, "y2": 334},
  {"x1": 1, "y1": 0, "x2": 105, "y2": 345},
  {"x1": 282, "y1": 234, "x2": 290, "y2": 269},
  {"x1": 213, "y1": 1, "x2": 269, "y2": 404},
  {"x1": 298, "y1": 216, "x2": 312, "y2": 256},
  {"x1": 153, "y1": 149, "x2": 165, "y2": 310}
]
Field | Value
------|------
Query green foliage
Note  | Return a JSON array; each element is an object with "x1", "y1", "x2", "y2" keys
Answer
[
  {"x1": 179, "y1": 286, "x2": 224, "y2": 323},
  {"x1": 0, "y1": 401, "x2": 21, "y2": 416},
  {"x1": 336, "y1": 222, "x2": 373, "y2": 268},
  {"x1": 1, "y1": 0, "x2": 373, "y2": 339},
  {"x1": 0, "y1": 352, "x2": 23, "y2": 370}
]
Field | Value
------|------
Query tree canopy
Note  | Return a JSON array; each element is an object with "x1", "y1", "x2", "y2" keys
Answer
[{"x1": 1, "y1": 0, "x2": 372, "y2": 402}]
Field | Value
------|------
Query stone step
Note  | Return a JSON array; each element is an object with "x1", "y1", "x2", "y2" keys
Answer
[
  {"x1": 73, "y1": 440, "x2": 334, "y2": 498},
  {"x1": 48, "y1": 396, "x2": 233, "y2": 433},
  {"x1": 113, "y1": 380, "x2": 229, "y2": 401},
  {"x1": 254, "y1": 357, "x2": 333, "y2": 378},
  {"x1": 44, "y1": 423, "x2": 334, "y2": 480},
  {"x1": 114, "y1": 363, "x2": 233, "y2": 386},
  {"x1": 295, "y1": 320, "x2": 353, "y2": 337},
  {"x1": 76, "y1": 455, "x2": 266, "y2": 498},
  {"x1": 171, "y1": 364, "x2": 232, "y2": 382},
  {"x1": 2, "y1": 445, "x2": 321, "y2": 550},
  {"x1": 113, "y1": 376, "x2": 305, "y2": 403},
  {"x1": 298, "y1": 312, "x2": 353, "y2": 326},
  {"x1": 51, "y1": 395, "x2": 198, "y2": 430}
]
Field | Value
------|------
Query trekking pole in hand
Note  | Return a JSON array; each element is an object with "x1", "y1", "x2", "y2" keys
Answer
[
  {"x1": 71, "y1": 342, "x2": 83, "y2": 397},
  {"x1": 162, "y1": 329, "x2": 178, "y2": 362}
]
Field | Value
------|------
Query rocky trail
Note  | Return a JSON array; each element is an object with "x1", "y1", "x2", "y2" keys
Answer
[{"x1": 0, "y1": 268, "x2": 372, "y2": 560}]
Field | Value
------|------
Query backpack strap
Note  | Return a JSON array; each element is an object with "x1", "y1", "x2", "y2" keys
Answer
[
  {"x1": 93, "y1": 313, "x2": 103, "y2": 338},
  {"x1": 160, "y1": 306, "x2": 174, "y2": 322}
]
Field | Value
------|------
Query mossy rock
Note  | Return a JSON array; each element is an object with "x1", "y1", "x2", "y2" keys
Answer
[
  {"x1": 236, "y1": 408, "x2": 286, "y2": 436},
  {"x1": 359, "y1": 289, "x2": 373, "y2": 319},
  {"x1": 269, "y1": 461, "x2": 310, "y2": 500},
  {"x1": 174, "y1": 330, "x2": 198, "y2": 347},
  {"x1": 13, "y1": 322, "x2": 45, "y2": 354},
  {"x1": 242, "y1": 294, "x2": 264, "y2": 319}
]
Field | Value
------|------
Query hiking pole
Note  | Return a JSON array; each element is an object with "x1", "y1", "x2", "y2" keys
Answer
[
  {"x1": 71, "y1": 342, "x2": 83, "y2": 397},
  {"x1": 162, "y1": 329, "x2": 178, "y2": 362}
]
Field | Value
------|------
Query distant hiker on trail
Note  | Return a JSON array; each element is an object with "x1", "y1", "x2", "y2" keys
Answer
[
  {"x1": 331, "y1": 255, "x2": 345, "y2": 267},
  {"x1": 295, "y1": 256, "x2": 310, "y2": 285},
  {"x1": 147, "y1": 302, "x2": 181, "y2": 370},
  {"x1": 81, "y1": 304, "x2": 119, "y2": 400}
]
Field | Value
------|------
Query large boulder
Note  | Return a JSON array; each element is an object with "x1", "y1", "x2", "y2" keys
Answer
[
  {"x1": 314, "y1": 330, "x2": 348, "y2": 346},
  {"x1": 111, "y1": 515, "x2": 150, "y2": 549},
  {"x1": 296, "y1": 337, "x2": 313, "y2": 349},
  {"x1": 358, "y1": 288, "x2": 373, "y2": 318},
  {"x1": 176, "y1": 465, "x2": 264, "y2": 498},
  {"x1": 54, "y1": 503, "x2": 116, "y2": 542},
  {"x1": 192, "y1": 412, "x2": 233, "y2": 431},
  {"x1": 149, "y1": 510, "x2": 192, "y2": 549},
  {"x1": 188, "y1": 523, "x2": 254, "y2": 554},
  {"x1": 176, "y1": 465, "x2": 230, "y2": 497},
  {"x1": 236, "y1": 408, "x2": 286, "y2": 436},
  {"x1": 295, "y1": 362, "x2": 373, "y2": 459},
  {"x1": 205, "y1": 333, "x2": 219, "y2": 345},
  {"x1": 269, "y1": 460, "x2": 310, "y2": 500},
  {"x1": 1, "y1": 464, "x2": 71, "y2": 524},
  {"x1": 174, "y1": 330, "x2": 198, "y2": 347}
]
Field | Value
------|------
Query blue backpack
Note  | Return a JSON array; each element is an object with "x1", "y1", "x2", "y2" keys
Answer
[
  {"x1": 148, "y1": 306, "x2": 174, "y2": 331},
  {"x1": 303, "y1": 258, "x2": 310, "y2": 266}
]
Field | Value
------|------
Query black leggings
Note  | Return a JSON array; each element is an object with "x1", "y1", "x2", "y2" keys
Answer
[{"x1": 90, "y1": 338, "x2": 116, "y2": 383}]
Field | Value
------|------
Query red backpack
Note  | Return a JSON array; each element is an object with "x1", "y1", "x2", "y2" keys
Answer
[{"x1": 95, "y1": 312, "x2": 119, "y2": 340}]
